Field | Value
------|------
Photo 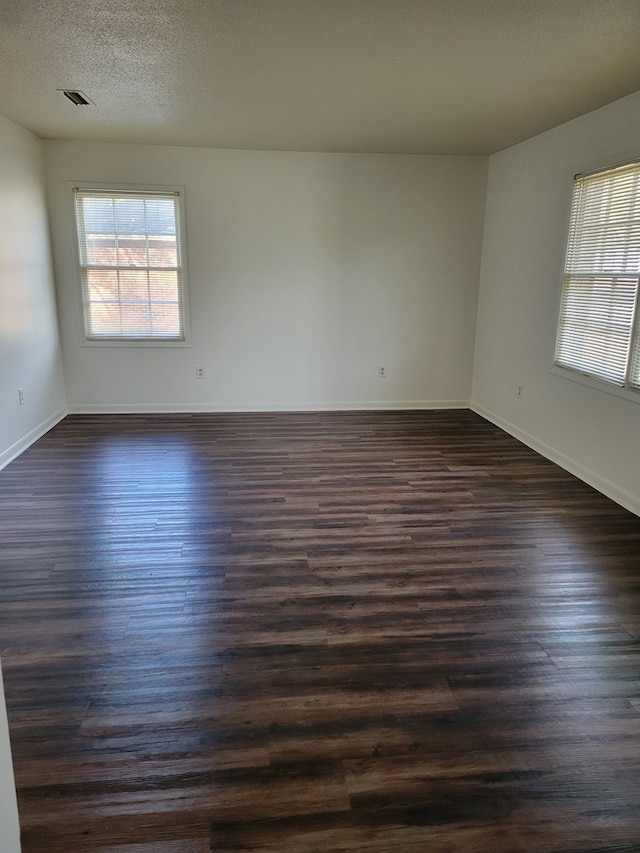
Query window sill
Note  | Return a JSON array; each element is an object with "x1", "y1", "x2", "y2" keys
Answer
[
  {"x1": 551, "y1": 364, "x2": 640, "y2": 406},
  {"x1": 81, "y1": 338, "x2": 191, "y2": 348}
]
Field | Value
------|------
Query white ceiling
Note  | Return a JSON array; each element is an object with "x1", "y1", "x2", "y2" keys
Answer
[{"x1": 1, "y1": 0, "x2": 640, "y2": 155}]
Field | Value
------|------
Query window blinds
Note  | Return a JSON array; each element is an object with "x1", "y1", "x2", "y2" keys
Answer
[
  {"x1": 555, "y1": 161, "x2": 640, "y2": 390},
  {"x1": 74, "y1": 189, "x2": 185, "y2": 340}
]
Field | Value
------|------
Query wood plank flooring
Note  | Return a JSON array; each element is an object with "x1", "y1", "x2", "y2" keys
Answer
[{"x1": 0, "y1": 410, "x2": 639, "y2": 852}]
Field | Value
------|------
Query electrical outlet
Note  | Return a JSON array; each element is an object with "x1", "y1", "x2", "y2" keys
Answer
[
  {"x1": 18, "y1": 388, "x2": 24, "y2": 406},
  {"x1": 196, "y1": 366, "x2": 205, "y2": 379},
  {"x1": 378, "y1": 365, "x2": 387, "y2": 379},
  {"x1": 517, "y1": 384, "x2": 524, "y2": 399}
]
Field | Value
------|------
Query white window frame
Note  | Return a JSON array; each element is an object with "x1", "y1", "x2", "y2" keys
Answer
[
  {"x1": 553, "y1": 158, "x2": 640, "y2": 402},
  {"x1": 68, "y1": 182, "x2": 191, "y2": 347}
]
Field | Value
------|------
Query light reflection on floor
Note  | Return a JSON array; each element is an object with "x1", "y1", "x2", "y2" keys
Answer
[{"x1": 83, "y1": 433, "x2": 227, "y2": 718}]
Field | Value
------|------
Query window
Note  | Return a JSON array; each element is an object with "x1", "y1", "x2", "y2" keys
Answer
[
  {"x1": 555, "y1": 161, "x2": 640, "y2": 391},
  {"x1": 73, "y1": 187, "x2": 188, "y2": 342}
]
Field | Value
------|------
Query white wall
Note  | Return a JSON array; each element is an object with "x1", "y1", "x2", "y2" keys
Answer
[
  {"x1": 472, "y1": 90, "x2": 640, "y2": 515},
  {"x1": 0, "y1": 116, "x2": 66, "y2": 469},
  {"x1": 45, "y1": 142, "x2": 487, "y2": 412}
]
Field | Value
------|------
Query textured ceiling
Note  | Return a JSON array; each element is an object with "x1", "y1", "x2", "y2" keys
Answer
[{"x1": 1, "y1": 0, "x2": 640, "y2": 155}]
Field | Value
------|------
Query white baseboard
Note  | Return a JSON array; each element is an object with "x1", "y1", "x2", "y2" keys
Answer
[
  {"x1": 0, "y1": 407, "x2": 68, "y2": 473},
  {"x1": 68, "y1": 399, "x2": 470, "y2": 414},
  {"x1": 471, "y1": 403, "x2": 640, "y2": 517}
]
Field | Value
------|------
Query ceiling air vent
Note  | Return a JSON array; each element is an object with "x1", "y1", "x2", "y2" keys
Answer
[{"x1": 60, "y1": 90, "x2": 93, "y2": 106}]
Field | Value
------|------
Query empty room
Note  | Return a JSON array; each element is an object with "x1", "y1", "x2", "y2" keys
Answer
[{"x1": 1, "y1": 1, "x2": 640, "y2": 851}]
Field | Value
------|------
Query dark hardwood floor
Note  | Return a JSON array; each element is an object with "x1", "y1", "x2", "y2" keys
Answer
[{"x1": 1, "y1": 410, "x2": 639, "y2": 852}]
